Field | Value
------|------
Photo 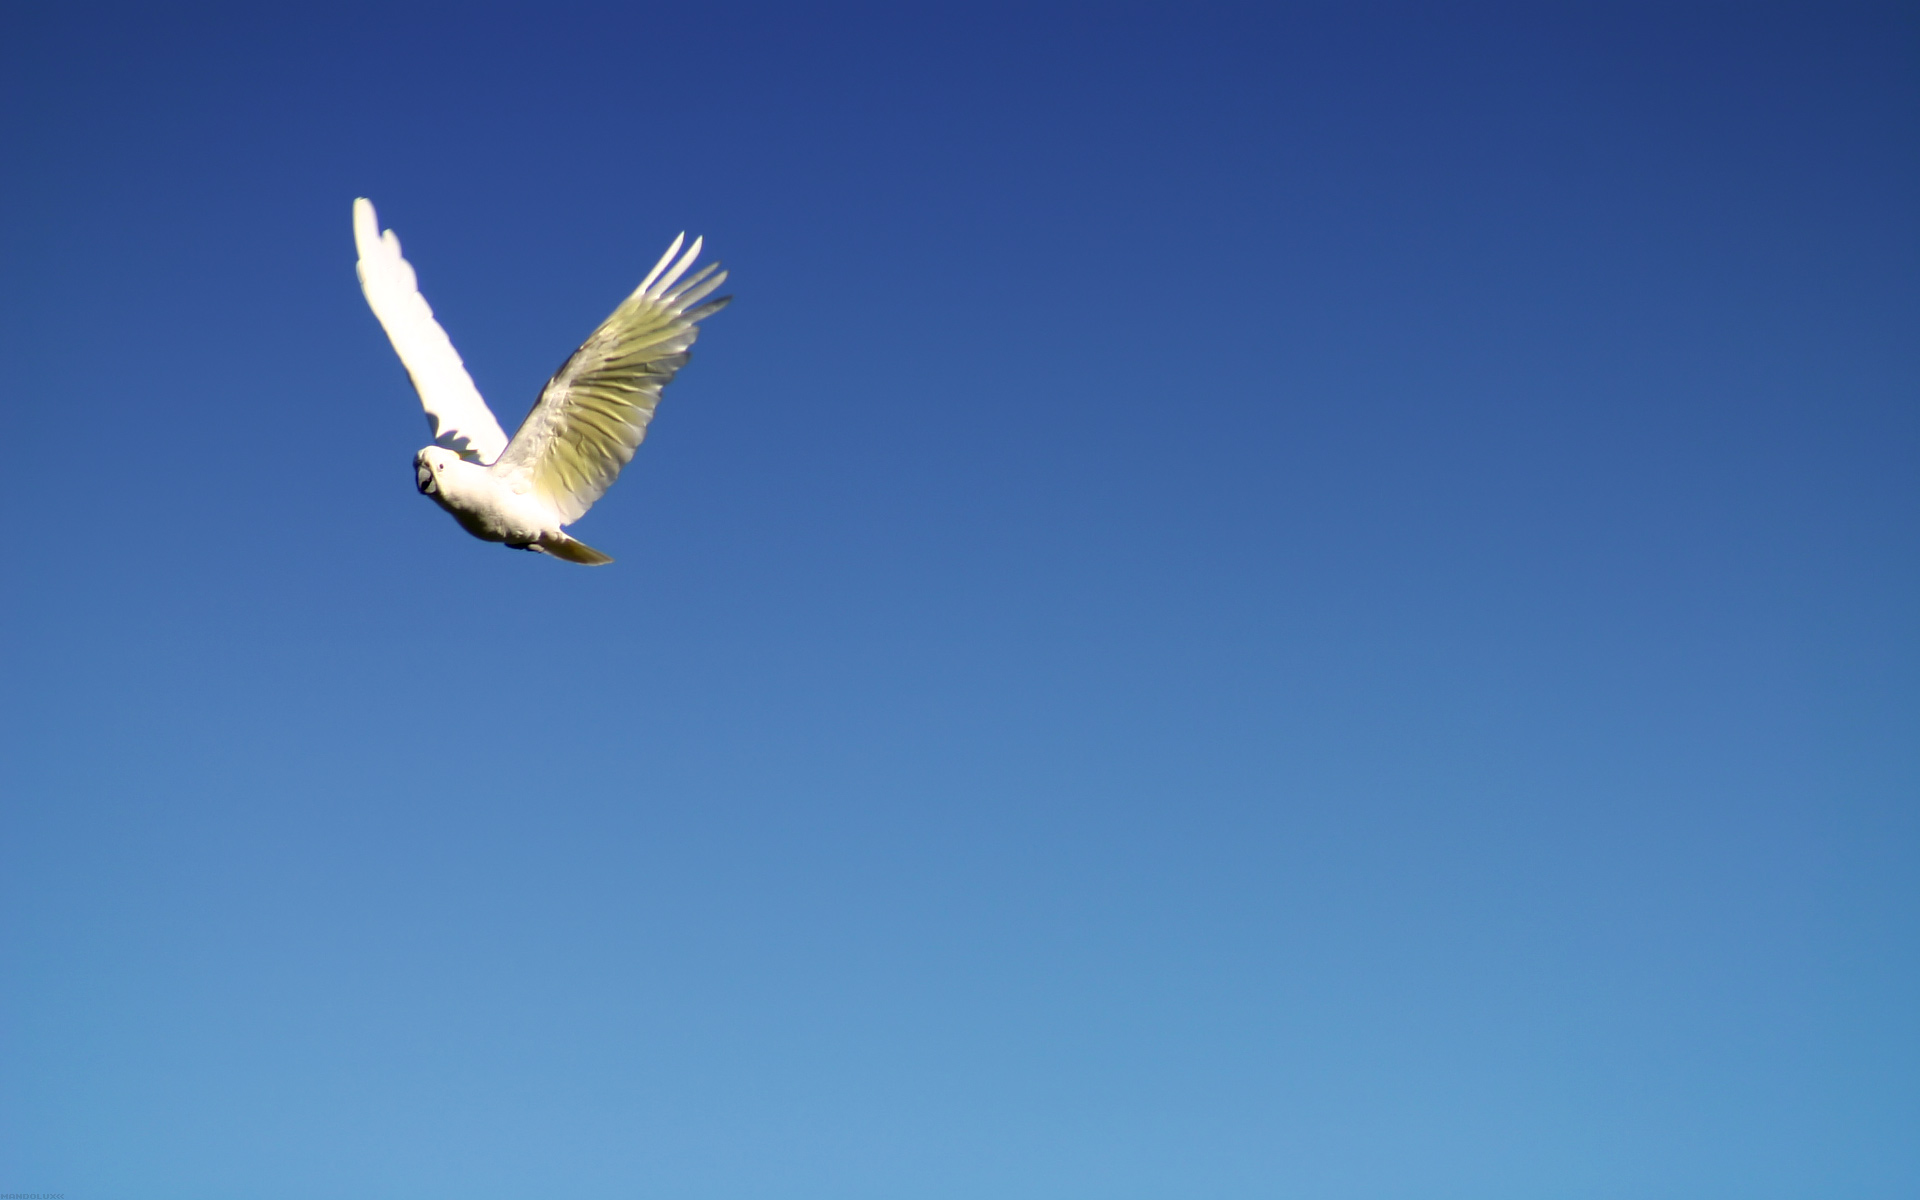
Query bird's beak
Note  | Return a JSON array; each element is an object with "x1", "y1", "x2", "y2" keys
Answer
[{"x1": 416, "y1": 464, "x2": 436, "y2": 495}]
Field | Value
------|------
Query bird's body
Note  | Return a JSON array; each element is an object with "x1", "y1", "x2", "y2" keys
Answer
[
  {"x1": 353, "y1": 197, "x2": 729, "y2": 564},
  {"x1": 412, "y1": 446, "x2": 583, "y2": 557}
]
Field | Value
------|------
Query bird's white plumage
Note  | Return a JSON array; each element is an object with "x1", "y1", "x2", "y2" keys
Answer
[
  {"x1": 493, "y1": 234, "x2": 730, "y2": 523},
  {"x1": 353, "y1": 198, "x2": 511, "y2": 464},
  {"x1": 353, "y1": 197, "x2": 729, "y2": 564}
]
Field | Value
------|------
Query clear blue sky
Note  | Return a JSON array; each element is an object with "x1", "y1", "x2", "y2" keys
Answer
[{"x1": 2, "y1": 4, "x2": 1915, "y2": 1197}]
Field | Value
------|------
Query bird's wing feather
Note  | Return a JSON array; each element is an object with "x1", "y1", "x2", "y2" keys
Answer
[
  {"x1": 353, "y1": 198, "x2": 511, "y2": 464},
  {"x1": 492, "y1": 234, "x2": 729, "y2": 524}
]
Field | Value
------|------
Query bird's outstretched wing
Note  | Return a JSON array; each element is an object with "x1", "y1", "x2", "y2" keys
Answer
[
  {"x1": 353, "y1": 198, "x2": 511, "y2": 464},
  {"x1": 492, "y1": 234, "x2": 730, "y2": 524}
]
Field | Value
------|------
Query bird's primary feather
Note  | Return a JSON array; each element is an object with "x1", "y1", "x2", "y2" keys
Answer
[
  {"x1": 352, "y1": 198, "x2": 511, "y2": 464},
  {"x1": 491, "y1": 237, "x2": 732, "y2": 524}
]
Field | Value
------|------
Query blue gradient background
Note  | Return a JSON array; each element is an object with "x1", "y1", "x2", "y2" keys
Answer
[{"x1": 2, "y1": 4, "x2": 1916, "y2": 1197}]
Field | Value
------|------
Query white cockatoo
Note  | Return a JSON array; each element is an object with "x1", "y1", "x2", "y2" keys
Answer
[{"x1": 352, "y1": 197, "x2": 729, "y2": 564}]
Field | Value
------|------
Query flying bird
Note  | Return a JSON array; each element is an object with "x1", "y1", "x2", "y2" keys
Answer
[{"x1": 352, "y1": 197, "x2": 729, "y2": 564}]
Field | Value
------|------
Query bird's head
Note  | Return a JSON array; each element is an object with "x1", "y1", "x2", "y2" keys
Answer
[{"x1": 415, "y1": 446, "x2": 458, "y2": 496}]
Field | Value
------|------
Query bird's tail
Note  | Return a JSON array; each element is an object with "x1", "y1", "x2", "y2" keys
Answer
[{"x1": 534, "y1": 533, "x2": 614, "y2": 565}]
